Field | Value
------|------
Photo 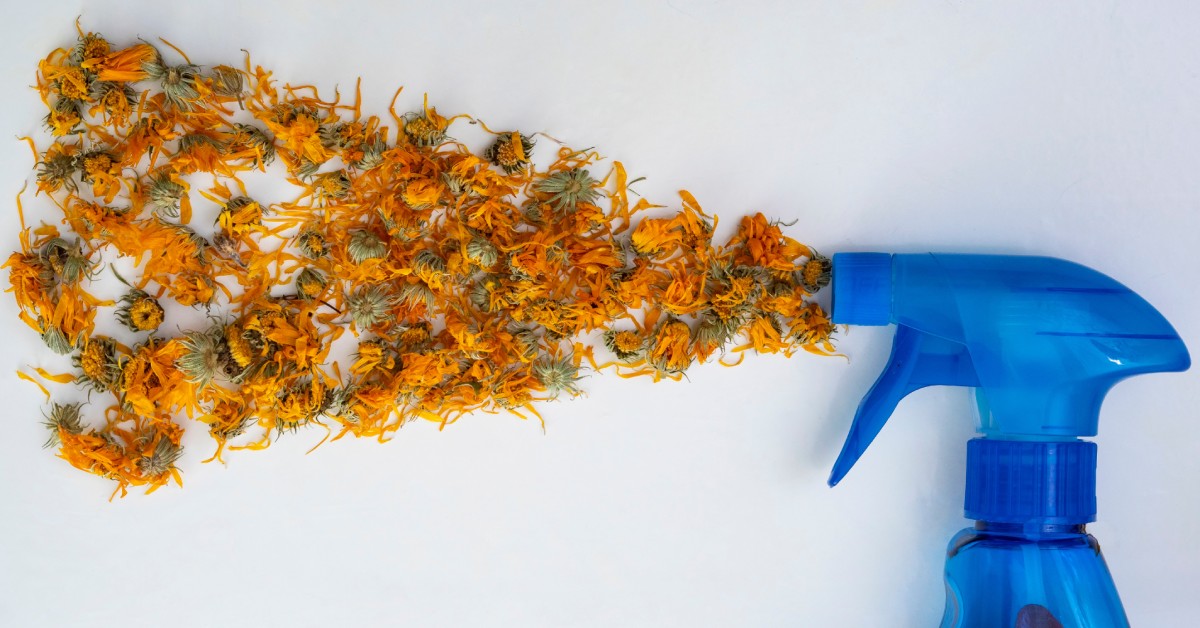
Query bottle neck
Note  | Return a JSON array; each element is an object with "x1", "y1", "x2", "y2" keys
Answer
[{"x1": 974, "y1": 521, "x2": 1087, "y2": 539}]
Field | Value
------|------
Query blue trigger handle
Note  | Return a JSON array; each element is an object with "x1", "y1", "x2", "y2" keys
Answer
[{"x1": 827, "y1": 325, "x2": 978, "y2": 486}]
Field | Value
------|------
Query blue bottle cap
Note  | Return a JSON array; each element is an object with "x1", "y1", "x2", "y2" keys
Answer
[
  {"x1": 831, "y1": 252, "x2": 892, "y2": 326},
  {"x1": 964, "y1": 438, "x2": 1097, "y2": 525}
]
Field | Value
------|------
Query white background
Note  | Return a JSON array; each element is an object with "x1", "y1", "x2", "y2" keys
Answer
[{"x1": 1, "y1": 1, "x2": 1197, "y2": 626}]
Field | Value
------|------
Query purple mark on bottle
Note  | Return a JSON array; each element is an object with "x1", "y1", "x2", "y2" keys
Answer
[{"x1": 1015, "y1": 604, "x2": 1063, "y2": 628}]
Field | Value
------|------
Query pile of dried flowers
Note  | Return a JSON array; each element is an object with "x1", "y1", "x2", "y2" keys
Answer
[{"x1": 6, "y1": 24, "x2": 835, "y2": 497}]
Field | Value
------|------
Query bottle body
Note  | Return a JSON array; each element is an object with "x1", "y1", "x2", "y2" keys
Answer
[{"x1": 941, "y1": 523, "x2": 1128, "y2": 628}]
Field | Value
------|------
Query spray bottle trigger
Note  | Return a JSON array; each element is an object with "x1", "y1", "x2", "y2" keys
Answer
[{"x1": 827, "y1": 325, "x2": 979, "y2": 487}]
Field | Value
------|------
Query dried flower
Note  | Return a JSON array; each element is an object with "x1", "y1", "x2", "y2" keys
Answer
[
  {"x1": 70, "y1": 32, "x2": 111, "y2": 65},
  {"x1": 217, "y1": 196, "x2": 264, "y2": 236},
  {"x1": 630, "y1": 218, "x2": 680, "y2": 258},
  {"x1": 11, "y1": 25, "x2": 834, "y2": 497},
  {"x1": 265, "y1": 103, "x2": 328, "y2": 166},
  {"x1": 144, "y1": 170, "x2": 186, "y2": 218},
  {"x1": 169, "y1": 271, "x2": 216, "y2": 307},
  {"x1": 533, "y1": 355, "x2": 582, "y2": 399},
  {"x1": 350, "y1": 133, "x2": 386, "y2": 170},
  {"x1": 42, "y1": 402, "x2": 84, "y2": 448},
  {"x1": 136, "y1": 435, "x2": 183, "y2": 478},
  {"x1": 791, "y1": 303, "x2": 836, "y2": 348},
  {"x1": 403, "y1": 110, "x2": 447, "y2": 147},
  {"x1": 143, "y1": 57, "x2": 202, "y2": 110},
  {"x1": 116, "y1": 290, "x2": 165, "y2": 332},
  {"x1": 465, "y1": 237, "x2": 499, "y2": 269},
  {"x1": 347, "y1": 285, "x2": 395, "y2": 330},
  {"x1": 209, "y1": 65, "x2": 244, "y2": 98},
  {"x1": 78, "y1": 148, "x2": 123, "y2": 202},
  {"x1": 648, "y1": 319, "x2": 693, "y2": 377},
  {"x1": 412, "y1": 248, "x2": 446, "y2": 276},
  {"x1": 297, "y1": 227, "x2": 330, "y2": 259},
  {"x1": 75, "y1": 335, "x2": 121, "y2": 392},
  {"x1": 36, "y1": 143, "x2": 79, "y2": 193},
  {"x1": 399, "y1": 282, "x2": 435, "y2": 308},
  {"x1": 91, "y1": 81, "x2": 137, "y2": 125},
  {"x1": 534, "y1": 168, "x2": 600, "y2": 212},
  {"x1": 229, "y1": 123, "x2": 276, "y2": 165},
  {"x1": 176, "y1": 324, "x2": 229, "y2": 389},
  {"x1": 313, "y1": 170, "x2": 352, "y2": 201},
  {"x1": 352, "y1": 340, "x2": 397, "y2": 375},
  {"x1": 85, "y1": 42, "x2": 156, "y2": 82},
  {"x1": 799, "y1": 252, "x2": 831, "y2": 293},
  {"x1": 348, "y1": 229, "x2": 387, "y2": 264},
  {"x1": 175, "y1": 133, "x2": 228, "y2": 173},
  {"x1": 295, "y1": 268, "x2": 327, "y2": 300},
  {"x1": 45, "y1": 98, "x2": 83, "y2": 136},
  {"x1": 469, "y1": 275, "x2": 503, "y2": 312},
  {"x1": 40, "y1": 237, "x2": 90, "y2": 284},
  {"x1": 274, "y1": 380, "x2": 326, "y2": 431},
  {"x1": 485, "y1": 132, "x2": 535, "y2": 174},
  {"x1": 603, "y1": 329, "x2": 645, "y2": 361},
  {"x1": 52, "y1": 65, "x2": 91, "y2": 101},
  {"x1": 41, "y1": 323, "x2": 74, "y2": 355},
  {"x1": 224, "y1": 323, "x2": 256, "y2": 369}
]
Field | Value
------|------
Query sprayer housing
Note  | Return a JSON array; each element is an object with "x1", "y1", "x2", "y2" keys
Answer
[{"x1": 827, "y1": 252, "x2": 1189, "y2": 627}]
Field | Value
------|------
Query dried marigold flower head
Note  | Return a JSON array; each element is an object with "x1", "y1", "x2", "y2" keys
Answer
[
  {"x1": 86, "y1": 42, "x2": 156, "y2": 82},
  {"x1": 209, "y1": 65, "x2": 244, "y2": 98},
  {"x1": 45, "y1": 98, "x2": 83, "y2": 136},
  {"x1": 350, "y1": 133, "x2": 387, "y2": 171},
  {"x1": 42, "y1": 402, "x2": 84, "y2": 448},
  {"x1": 70, "y1": 32, "x2": 111, "y2": 65},
  {"x1": 603, "y1": 329, "x2": 645, "y2": 361},
  {"x1": 39, "y1": 237, "x2": 90, "y2": 284},
  {"x1": 403, "y1": 110, "x2": 447, "y2": 147},
  {"x1": 347, "y1": 229, "x2": 387, "y2": 264},
  {"x1": 648, "y1": 319, "x2": 694, "y2": 377},
  {"x1": 143, "y1": 56, "x2": 202, "y2": 110},
  {"x1": 176, "y1": 324, "x2": 230, "y2": 389},
  {"x1": 533, "y1": 355, "x2": 583, "y2": 399},
  {"x1": 296, "y1": 226, "x2": 329, "y2": 259},
  {"x1": 74, "y1": 335, "x2": 121, "y2": 392},
  {"x1": 36, "y1": 142, "x2": 80, "y2": 193},
  {"x1": 295, "y1": 268, "x2": 327, "y2": 300},
  {"x1": 230, "y1": 123, "x2": 276, "y2": 165},
  {"x1": 313, "y1": 171, "x2": 352, "y2": 200},
  {"x1": 116, "y1": 290, "x2": 165, "y2": 332},
  {"x1": 53, "y1": 65, "x2": 91, "y2": 101},
  {"x1": 135, "y1": 433, "x2": 184, "y2": 478},
  {"x1": 485, "y1": 132, "x2": 535, "y2": 174},
  {"x1": 799, "y1": 252, "x2": 832, "y2": 293},
  {"x1": 41, "y1": 323, "x2": 74, "y2": 355},
  {"x1": 347, "y1": 285, "x2": 395, "y2": 330},
  {"x1": 91, "y1": 81, "x2": 137, "y2": 124},
  {"x1": 217, "y1": 196, "x2": 264, "y2": 236},
  {"x1": 535, "y1": 168, "x2": 601, "y2": 213},
  {"x1": 224, "y1": 323, "x2": 256, "y2": 370},
  {"x1": 144, "y1": 169, "x2": 186, "y2": 217}
]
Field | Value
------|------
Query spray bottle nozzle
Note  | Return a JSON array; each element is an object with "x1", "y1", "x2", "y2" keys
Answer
[
  {"x1": 827, "y1": 252, "x2": 1190, "y2": 489},
  {"x1": 829, "y1": 252, "x2": 892, "y2": 326}
]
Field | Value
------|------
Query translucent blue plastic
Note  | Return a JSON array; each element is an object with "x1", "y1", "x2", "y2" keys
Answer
[
  {"x1": 964, "y1": 438, "x2": 1097, "y2": 525},
  {"x1": 828, "y1": 252, "x2": 1190, "y2": 626},
  {"x1": 942, "y1": 524, "x2": 1127, "y2": 628},
  {"x1": 829, "y1": 253, "x2": 1191, "y2": 486}
]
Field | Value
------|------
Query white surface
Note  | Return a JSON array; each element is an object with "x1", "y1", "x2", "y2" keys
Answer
[{"x1": 1, "y1": 2, "x2": 1198, "y2": 626}]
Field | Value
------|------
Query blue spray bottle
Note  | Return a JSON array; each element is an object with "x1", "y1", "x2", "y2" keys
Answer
[{"x1": 827, "y1": 253, "x2": 1191, "y2": 627}]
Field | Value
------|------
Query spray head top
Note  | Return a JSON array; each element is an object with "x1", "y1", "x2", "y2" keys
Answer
[{"x1": 828, "y1": 253, "x2": 1190, "y2": 488}]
